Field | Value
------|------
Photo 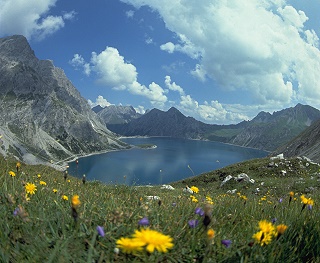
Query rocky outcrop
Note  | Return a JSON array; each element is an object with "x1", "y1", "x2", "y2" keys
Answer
[
  {"x1": 97, "y1": 105, "x2": 142, "y2": 125},
  {"x1": 0, "y1": 35, "x2": 128, "y2": 167}
]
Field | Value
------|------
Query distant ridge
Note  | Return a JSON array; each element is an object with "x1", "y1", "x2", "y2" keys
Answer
[{"x1": 107, "y1": 104, "x2": 320, "y2": 152}]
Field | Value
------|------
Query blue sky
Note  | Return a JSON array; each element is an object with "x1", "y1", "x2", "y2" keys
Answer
[{"x1": 1, "y1": 0, "x2": 320, "y2": 124}]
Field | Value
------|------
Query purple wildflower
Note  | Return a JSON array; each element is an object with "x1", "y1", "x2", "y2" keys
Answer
[
  {"x1": 188, "y1": 219, "x2": 199, "y2": 228},
  {"x1": 195, "y1": 207, "x2": 205, "y2": 216},
  {"x1": 172, "y1": 202, "x2": 177, "y2": 207},
  {"x1": 13, "y1": 207, "x2": 20, "y2": 216},
  {"x1": 279, "y1": 198, "x2": 283, "y2": 203},
  {"x1": 96, "y1": 226, "x2": 105, "y2": 237},
  {"x1": 138, "y1": 217, "x2": 149, "y2": 226},
  {"x1": 221, "y1": 239, "x2": 232, "y2": 248},
  {"x1": 271, "y1": 218, "x2": 277, "y2": 224},
  {"x1": 308, "y1": 204, "x2": 313, "y2": 210}
]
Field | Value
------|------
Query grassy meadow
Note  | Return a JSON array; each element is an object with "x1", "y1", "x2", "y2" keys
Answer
[{"x1": 1, "y1": 154, "x2": 320, "y2": 262}]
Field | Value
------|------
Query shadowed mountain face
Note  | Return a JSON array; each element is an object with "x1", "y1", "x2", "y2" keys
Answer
[
  {"x1": 0, "y1": 35, "x2": 127, "y2": 165},
  {"x1": 107, "y1": 104, "x2": 320, "y2": 152},
  {"x1": 273, "y1": 119, "x2": 320, "y2": 162}
]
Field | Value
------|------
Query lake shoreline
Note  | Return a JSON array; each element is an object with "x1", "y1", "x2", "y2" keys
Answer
[{"x1": 66, "y1": 136, "x2": 269, "y2": 185}]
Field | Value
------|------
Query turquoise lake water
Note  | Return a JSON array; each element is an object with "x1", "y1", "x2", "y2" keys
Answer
[{"x1": 67, "y1": 137, "x2": 268, "y2": 185}]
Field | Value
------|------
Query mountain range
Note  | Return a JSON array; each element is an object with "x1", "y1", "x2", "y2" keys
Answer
[
  {"x1": 106, "y1": 104, "x2": 320, "y2": 154},
  {"x1": 0, "y1": 35, "x2": 127, "y2": 167}
]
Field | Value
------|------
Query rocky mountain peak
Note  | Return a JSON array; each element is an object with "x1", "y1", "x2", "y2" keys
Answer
[{"x1": 0, "y1": 35, "x2": 127, "y2": 166}]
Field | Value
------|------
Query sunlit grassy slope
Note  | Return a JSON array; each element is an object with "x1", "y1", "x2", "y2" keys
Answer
[{"x1": 1, "y1": 154, "x2": 320, "y2": 262}]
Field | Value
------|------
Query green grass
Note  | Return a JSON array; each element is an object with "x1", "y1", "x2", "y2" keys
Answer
[{"x1": 1, "y1": 155, "x2": 320, "y2": 262}]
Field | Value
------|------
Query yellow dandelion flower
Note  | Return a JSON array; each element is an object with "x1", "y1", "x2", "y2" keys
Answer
[
  {"x1": 190, "y1": 186, "x2": 199, "y2": 194},
  {"x1": 9, "y1": 171, "x2": 16, "y2": 177},
  {"x1": 71, "y1": 195, "x2": 81, "y2": 208},
  {"x1": 53, "y1": 189, "x2": 58, "y2": 193},
  {"x1": 39, "y1": 180, "x2": 47, "y2": 186},
  {"x1": 116, "y1": 237, "x2": 144, "y2": 254},
  {"x1": 37, "y1": 174, "x2": 41, "y2": 178},
  {"x1": 25, "y1": 183, "x2": 37, "y2": 195},
  {"x1": 289, "y1": 191, "x2": 294, "y2": 197},
  {"x1": 300, "y1": 195, "x2": 314, "y2": 206},
  {"x1": 62, "y1": 195, "x2": 68, "y2": 201},
  {"x1": 258, "y1": 220, "x2": 276, "y2": 235},
  {"x1": 276, "y1": 224, "x2": 288, "y2": 235},
  {"x1": 132, "y1": 228, "x2": 174, "y2": 253},
  {"x1": 241, "y1": 195, "x2": 248, "y2": 201},
  {"x1": 190, "y1": 195, "x2": 198, "y2": 203},
  {"x1": 207, "y1": 228, "x2": 215, "y2": 239},
  {"x1": 252, "y1": 230, "x2": 273, "y2": 246},
  {"x1": 67, "y1": 179, "x2": 71, "y2": 183},
  {"x1": 16, "y1": 162, "x2": 21, "y2": 169},
  {"x1": 206, "y1": 196, "x2": 214, "y2": 205}
]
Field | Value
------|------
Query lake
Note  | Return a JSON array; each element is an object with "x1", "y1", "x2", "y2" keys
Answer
[{"x1": 67, "y1": 137, "x2": 268, "y2": 185}]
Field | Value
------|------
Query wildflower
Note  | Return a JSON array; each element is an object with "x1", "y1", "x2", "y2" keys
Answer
[
  {"x1": 276, "y1": 224, "x2": 288, "y2": 236},
  {"x1": 207, "y1": 228, "x2": 215, "y2": 239},
  {"x1": 252, "y1": 220, "x2": 277, "y2": 246},
  {"x1": 190, "y1": 195, "x2": 198, "y2": 203},
  {"x1": 203, "y1": 203, "x2": 212, "y2": 228},
  {"x1": 12, "y1": 205, "x2": 29, "y2": 221},
  {"x1": 195, "y1": 207, "x2": 204, "y2": 216},
  {"x1": 116, "y1": 237, "x2": 144, "y2": 254},
  {"x1": 289, "y1": 191, "x2": 294, "y2": 204},
  {"x1": 221, "y1": 239, "x2": 232, "y2": 248},
  {"x1": 71, "y1": 195, "x2": 81, "y2": 208},
  {"x1": 62, "y1": 195, "x2": 68, "y2": 201},
  {"x1": 300, "y1": 195, "x2": 314, "y2": 211},
  {"x1": 39, "y1": 180, "x2": 47, "y2": 186},
  {"x1": 67, "y1": 179, "x2": 71, "y2": 183},
  {"x1": 188, "y1": 219, "x2": 199, "y2": 228},
  {"x1": 258, "y1": 220, "x2": 276, "y2": 235},
  {"x1": 190, "y1": 186, "x2": 199, "y2": 194},
  {"x1": 132, "y1": 228, "x2": 174, "y2": 253},
  {"x1": 252, "y1": 230, "x2": 274, "y2": 246},
  {"x1": 308, "y1": 204, "x2": 313, "y2": 210},
  {"x1": 279, "y1": 198, "x2": 283, "y2": 203},
  {"x1": 271, "y1": 218, "x2": 277, "y2": 224},
  {"x1": 16, "y1": 162, "x2": 21, "y2": 172},
  {"x1": 25, "y1": 183, "x2": 37, "y2": 195},
  {"x1": 172, "y1": 202, "x2": 177, "y2": 207},
  {"x1": 138, "y1": 217, "x2": 149, "y2": 226},
  {"x1": 52, "y1": 189, "x2": 58, "y2": 193},
  {"x1": 37, "y1": 174, "x2": 41, "y2": 178},
  {"x1": 206, "y1": 196, "x2": 214, "y2": 205},
  {"x1": 300, "y1": 195, "x2": 314, "y2": 206},
  {"x1": 9, "y1": 171, "x2": 16, "y2": 177},
  {"x1": 97, "y1": 226, "x2": 105, "y2": 237}
]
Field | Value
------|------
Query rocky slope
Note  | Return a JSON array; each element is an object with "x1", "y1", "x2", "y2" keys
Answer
[
  {"x1": 0, "y1": 35, "x2": 128, "y2": 167},
  {"x1": 229, "y1": 104, "x2": 320, "y2": 151},
  {"x1": 273, "y1": 119, "x2": 320, "y2": 162},
  {"x1": 97, "y1": 105, "x2": 142, "y2": 125}
]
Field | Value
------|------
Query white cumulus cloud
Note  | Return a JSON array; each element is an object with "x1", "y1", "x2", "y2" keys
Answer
[
  {"x1": 71, "y1": 47, "x2": 168, "y2": 106},
  {"x1": 121, "y1": 0, "x2": 320, "y2": 108},
  {"x1": 0, "y1": 0, "x2": 75, "y2": 40},
  {"x1": 88, "y1": 95, "x2": 112, "y2": 108}
]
